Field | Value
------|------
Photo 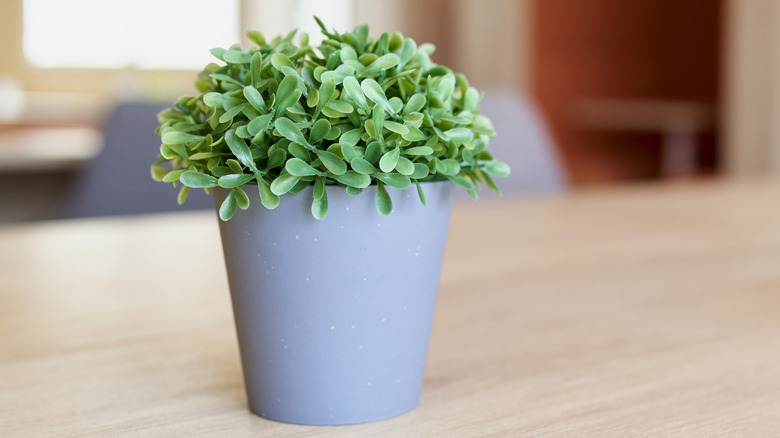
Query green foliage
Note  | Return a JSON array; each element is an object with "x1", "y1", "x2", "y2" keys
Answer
[{"x1": 152, "y1": 17, "x2": 509, "y2": 220}]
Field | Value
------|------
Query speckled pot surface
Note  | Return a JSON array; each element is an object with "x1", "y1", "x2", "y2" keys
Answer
[{"x1": 214, "y1": 182, "x2": 453, "y2": 425}]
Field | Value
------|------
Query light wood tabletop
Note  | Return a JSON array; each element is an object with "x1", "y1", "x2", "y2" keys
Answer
[{"x1": 2, "y1": 179, "x2": 780, "y2": 437}]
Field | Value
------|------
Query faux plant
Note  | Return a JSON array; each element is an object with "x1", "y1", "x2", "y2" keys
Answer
[{"x1": 152, "y1": 18, "x2": 510, "y2": 220}]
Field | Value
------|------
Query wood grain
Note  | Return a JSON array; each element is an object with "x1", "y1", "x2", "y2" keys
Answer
[{"x1": 2, "y1": 179, "x2": 780, "y2": 437}]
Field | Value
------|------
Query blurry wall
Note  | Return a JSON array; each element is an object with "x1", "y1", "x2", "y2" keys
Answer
[
  {"x1": 722, "y1": 0, "x2": 780, "y2": 177},
  {"x1": 532, "y1": 0, "x2": 722, "y2": 184}
]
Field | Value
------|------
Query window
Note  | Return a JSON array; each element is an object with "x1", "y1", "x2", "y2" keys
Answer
[{"x1": 23, "y1": 0, "x2": 240, "y2": 70}]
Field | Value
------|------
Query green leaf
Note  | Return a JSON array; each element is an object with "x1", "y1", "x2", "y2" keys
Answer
[
  {"x1": 400, "y1": 38, "x2": 417, "y2": 66},
  {"x1": 257, "y1": 178, "x2": 280, "y2": 209},
  {"x1": 463, "y1": 87, "x2": 480, "y2": 111},
  {"x1": 150, "y1": 165, "x2": 168, "y2": 182},
  {"x1": 203, "y1": 92, "x2": 227, "y2": 108},
  {"x1": 340, "y1": 128, "x2": 362, "y2": 147},
  {"x1": 383, "y1": 121, "x2": 409, "y2": 135},
  {"x1": 395, "y1": 156, "x2": 415, "y2": 175},
  {"x1": 161, "y1": 131, "x2": 204, "y2": 145},
  {"x1": 316, "y1": 78, "x2": 336, "y2": 113},
  {"x1": 274, "y1": 118, "x2": 311, "y2": 149},
  {"x1": 444, "y1": 127, "x2": 474, "y2": 145},
  {"x1": 364, "y1": 53, "x2": 400, "y2": 75},
  {"x1": 440, "y1": 158, "x2": 460, "y2": 176},
  {"x1": 233, "y1": 187, "x2": 250, "y2": 210},
  {"x1": 361, "y1": 78, "x2": 395, "y2": 114},
  {"x1": 372, "y1": 106, "x2": 385, "y2": 138},
  {"x1": 225, "y1": 129, "x2": 256, "y2": 170},
  {"x1": 247, "y1": 30, "x2": 266, "y2": 46},
  {"x1": 286, "y1": 158, "x2": 320, "y2": 176},
  {"x1": 449, "y1": 176, "x2": 473, "y2": 189},
  {"x1": 364, "y1": 140, "x2": 383, "y2": 163},
  {"x1": 403, "y1": 93, "x2": 426, "y2": 115},
  {"x1": 351, "y1": 157, "x2": 377, "y2": 174},
  {"x1": 177, "y1": 186, "x2": 190, "y2": 205},
  {"x1": 266, "y1": 148, "x2": 287, "y2": 169},
  {"x1": 223, "y1": 50, "x2": 251, "y2": 64},
  {"x1": 226, "y1": 159, "x2": 243, "y2": 174},
  {"x1": 334, "y1": 171, "x2": 371, "y2": 188},
  {"x1": 404, "y1": 146, "x2": 434, "y2": 156},
  {"x1": 271, "y1": 53, "x2": 294, "y2": 70},
  {"x1": 209, "y1": 73, "x2": 243, "y2": 86},
  {"x1": 313, "y1": 176, "x2": 326, "y2": 199},
  {"x1": 411, "y1": 163, "x2": 430, "y2": 179},
  {"x1": 270, "y1": 174, "x2": 300, "y2": 195},
  {"x1": 311, "y1": 186, "x2": 328, "y2": 219},
  {"x1": 287, "y1": 142, "x2": 310, "y2": 161},
  {"x1": 163, "y1": 169, "x2": 187, "y2": 183},
  {"x1": 210, "y1": 47, "x2": 226, "y2": 61},
  {"x1": 219, "y1": 103, "x2": 248, "y2": 123},
  {"x1": 346, "y1": 186, "x2": 364, "y2": 196},
  {"x1": 342, "y1": 76, "x2": 369, "y2": 113},
  {"x1": 415, "y1": 180, "x2": 426, "y2": 205},
  {"x1": 248, "y1": 113, "x2": 273, "y2": 136},
  {"x1": 243, "y1": 86, "x2": 266, "y2": 113},
  {"x1": 324, "y1": 100, "x2": 354, "y2": 114},
  {"x1": 218, "y1": 173, "x2": 254, "y2": 188},
  {"x1": 309, "y1": 119, "x2": 331, "y2": 144},
  {"x1": 315, "y1": 149, "x2": 347, "y2": 175},
  {"x1": 375, "y1": 172, "x2": 411, "y2": 189},
  {"x1": 219, "y1": 191, "x2": 238, "y2": 220},
  {"x1": 379, "y1": 147, "x2": 400, "y2": 173},
  {"x1": 180, "y1": 171, "x2": 217, "y2": 188},
  {"x1": 483, "y1": 161, "x2": 511, "y2": 177},
  {"x1": 375, "y1": 182, "x2": 392, "y2": 215},
  {"x1": 340, "y1": 45, "x2": 358, "y2": 63},
  {"x1": 275, "y1": 75, "x2": 302, "y2": 117},
  {"x1": 401, "y1": 126, "x2": 427, "y2": 142}
]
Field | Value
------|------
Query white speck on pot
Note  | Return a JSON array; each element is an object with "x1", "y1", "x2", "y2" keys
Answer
[
  {"x1": 306, "y1": 277, "x2": 310, "y2": 282},
  {"x1": 272, "y1": 242, "x2": 276, "y2": 246},
  {"x1": 381, "y1": 318, "x2": 387, "y2": 323},
  {"x1": 367, "y1": 382, "x2": 372, "y2": 386},
  {"x1": 414, "y1": 252, "x2": 419, "y2": 257},
  {"x1": 313, "y1": 237, "x2": 318, "y2": 242},
  {"x1": 363, "y1": 277, "x2": 367, "y2": 281},
  {"x1": 358, "y1": 345, "x2": 363, "y2": 349},
  {"x1": 330, "y1": 325, "x2": 335, "y2": 330},
  {"x1": 351, "y1": 325, "x2": 356, "y2": 329},
  {"x1": 377, "y1": 223, "x2": 381, "y2": 227},
  {"x1": 346, "y1": 207, "x2": 350, "y2": 211},
  {"x1": 295, "y1": 235, "x2": 300, "y2": 240}
]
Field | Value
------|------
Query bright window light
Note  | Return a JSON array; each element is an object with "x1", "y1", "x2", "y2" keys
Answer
[
  {"x1": 23, "y1": 0, "x2": 240, "y2": 70},
  {"x1": 295, "y1": 0, "x2": 353, "y2": 46}
]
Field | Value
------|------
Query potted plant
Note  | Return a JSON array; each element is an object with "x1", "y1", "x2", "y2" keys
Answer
[{"x1": 151, "y1": 17, "x2": 509, "y2": 425}]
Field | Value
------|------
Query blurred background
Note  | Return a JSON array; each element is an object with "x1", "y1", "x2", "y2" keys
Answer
[{"x1": 0, "y1": 0, "x2": 777, "y2": 222}]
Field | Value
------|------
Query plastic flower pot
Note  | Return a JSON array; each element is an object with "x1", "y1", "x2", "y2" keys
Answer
[{"x1": 214, "y1": 181, "x2": 453, "y2": 425}]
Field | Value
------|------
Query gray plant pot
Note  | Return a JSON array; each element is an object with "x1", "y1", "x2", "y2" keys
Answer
[{"x1": 213, "y1": 181, "x2": 453, "y2": 425}]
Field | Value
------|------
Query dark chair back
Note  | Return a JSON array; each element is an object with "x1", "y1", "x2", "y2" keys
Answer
[{"x1": 60, "y1": 101, "x2": 213, "y2": 219}]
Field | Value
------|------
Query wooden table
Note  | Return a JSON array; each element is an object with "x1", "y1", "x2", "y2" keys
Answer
[{"x1": 2, "y1": 180, "x2": 780, "y2": 436}]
